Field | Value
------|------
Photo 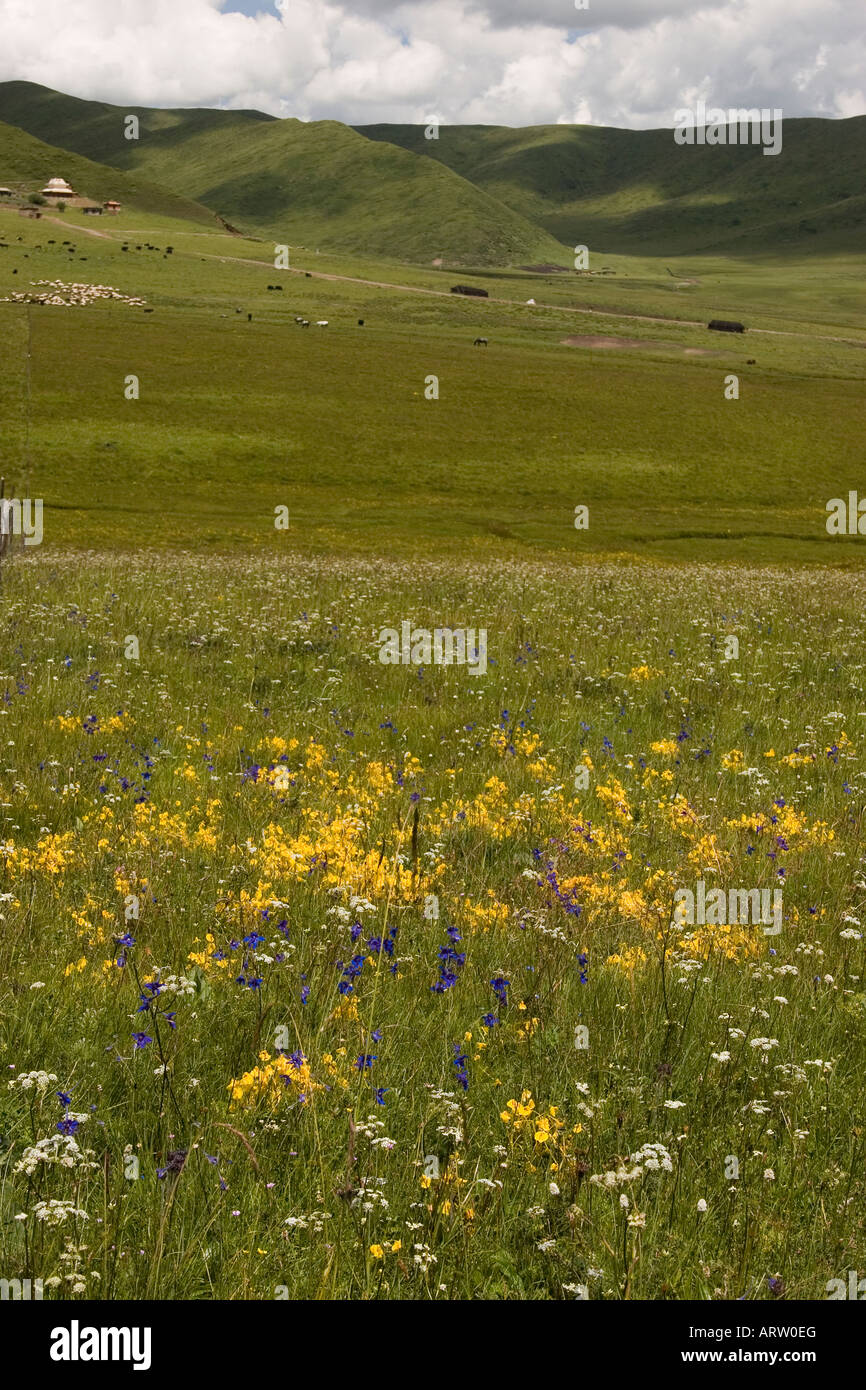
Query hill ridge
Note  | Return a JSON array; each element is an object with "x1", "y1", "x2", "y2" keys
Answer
[{"x1": 1, "y1": 81, "x2": 864, "y2": 260}]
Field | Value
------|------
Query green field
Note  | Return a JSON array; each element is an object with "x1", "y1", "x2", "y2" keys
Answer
[
  {"x1": 1, "y1": 554, "x2": 865, "y2": 1299},
  {"x1": 0, "y1": 202, "x2": 864, "y2": 563},
  {"x1": 1, "y1": 86, "x2": 866, "y2": 1304}
]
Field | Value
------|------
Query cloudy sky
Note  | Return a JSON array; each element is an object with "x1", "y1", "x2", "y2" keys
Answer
[{"x1": 0, "y1": 0, "x2": 862, "y2": 128}]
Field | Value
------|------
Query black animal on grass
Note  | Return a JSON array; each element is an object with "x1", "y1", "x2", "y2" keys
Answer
[{"x1": 708, "y1": 319, "x2": 745, "y2": 333}]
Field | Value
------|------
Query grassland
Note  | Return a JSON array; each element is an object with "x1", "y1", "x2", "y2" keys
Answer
[
  {"x1": 0, "y1": 85, "x2": 568, "y2": 267},
  {"x1": 0, "y1": 203, "x2": 864, "y2": 564},
  {"x1": 357, "y1": 116, "x2": 866, "y2": 257},
  {"x1": 4, "y1": 82, "x2": 866, "y2": 261},
  {"x1": 1, "y1": 553, "x2": 865, "y2": 1299},
  {"x1": 1, "y1": 93, "x2": 865, "y2": 1304}
]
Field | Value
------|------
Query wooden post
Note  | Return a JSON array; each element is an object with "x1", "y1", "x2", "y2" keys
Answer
[{"x1": 0, "y1": 476, "x2": 8, "y2": 568}]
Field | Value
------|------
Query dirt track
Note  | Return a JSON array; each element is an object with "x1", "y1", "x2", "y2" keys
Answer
[{"x1": 195, "y1": 251, "x2": 865, "y2": 348}]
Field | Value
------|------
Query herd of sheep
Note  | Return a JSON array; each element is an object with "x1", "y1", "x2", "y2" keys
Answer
[{"x1": 0, "y1": 278, "x2": 147, "y2": 307}]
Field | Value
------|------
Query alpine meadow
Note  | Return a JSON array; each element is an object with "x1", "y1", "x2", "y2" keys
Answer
[{"x1": 1, "y1": 10, "x2": 866, "y2": 1328}]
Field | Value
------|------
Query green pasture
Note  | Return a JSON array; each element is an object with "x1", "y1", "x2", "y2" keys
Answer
[{"x1": 0, "y1": 206, "x2": 864, "y2": 564}]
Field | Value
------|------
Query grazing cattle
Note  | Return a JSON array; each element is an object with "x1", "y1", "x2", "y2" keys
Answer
[
  {"x1": 295, "y1": 316, "x2": 305, "y2": 323},
  {"x1": 316, "y1": 320, "x2": 328, "y2": 326},
  {"x1": 451, "y1": 284, "x2": 488, "y2": 298},
  {"x1": 305, "y1": 272, "x2": 312, "y2": 278},
  {"x1": 474, "y1": 337, "x2": 488, "y2": 346},
  {"x1": 247, "y1": 313, "x2": 252, "y2": 321},
  {"x1": 708, "y1": 319, "x2": 745, "y2": 333},
  {"x1": 301, "y1": 320, "x2": 310, "y2": 327},
  {"x1": 358, "y1": 319, "x2": 364, "y2": 326},
  {"x1": 526, "y1": 298, "x2": 536, "y2": 306},
  {"x1": 747, "y1": 358, "x2": 756, "y2": 364}
]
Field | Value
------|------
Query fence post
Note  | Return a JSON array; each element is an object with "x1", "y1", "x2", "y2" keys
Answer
[{"x1": 0, "y1": 476, "x2": 10, "y2": 577}]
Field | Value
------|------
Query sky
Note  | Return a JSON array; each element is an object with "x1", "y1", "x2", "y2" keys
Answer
[{"x1": 0, "y1": 0, "x2": 862, "y2": 129}]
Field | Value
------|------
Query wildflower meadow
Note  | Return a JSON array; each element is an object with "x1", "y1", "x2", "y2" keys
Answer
[{"x1": 2, "y1": 552, "x2": 864, "y2": 1303}]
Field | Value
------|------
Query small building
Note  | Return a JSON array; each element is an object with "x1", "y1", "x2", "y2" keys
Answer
[
  {"x1": 80, "y1": 203, "x2": 103, "y2": 215},
  {"x1": 41, "y1": 177, "x2": 75, "y2": 199},
  {"x1": 0, "y1": 187, "x2": 12, "y2": 198},
  {"x1": 104, "y1": 200, "x2": 122, "y2": 213}
]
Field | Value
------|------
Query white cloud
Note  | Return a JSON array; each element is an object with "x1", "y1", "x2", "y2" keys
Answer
[
  {"x1": 0, "y1": 0, "x2": 861, "y2": 127},
  {"x1": 343, "y1": 0, "x2": 732, "y2": 31}
]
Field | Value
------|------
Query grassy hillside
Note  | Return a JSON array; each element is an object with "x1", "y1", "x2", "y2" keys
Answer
[
  {"x1": 355, "y1": 118, "x2": 866, "y2": 257},
  {"x1": 4, "y1": 81, "x2": 864, "y2": 263},
  {"x1": 115, "y1": 117, "x2": 569, "y2": 265},
  {"x1": 0, "y1": 80, "x2": 274, "y2": 167},
  {"x1": 0, "y1": 82, "x2": 569, "y2": 266},
  {"x1": 0, "y1": 117, "x2": 220, "y2": 225}
]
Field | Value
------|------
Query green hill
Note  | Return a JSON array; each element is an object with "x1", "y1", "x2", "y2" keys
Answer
[
  {"x1": 2, "y1": 81, "x2": 863, "y2": 263},
  {"x1": 113, "y1": 116, "x2": 568, "y2": 265},
  {"x1": 354, "y1": 118, "x2": 866, "y2": 256},
  {"x1": 0, "y1": 79, "x2": 274, "y2": 168},
  {"x1": 0, "y1": 82, "x2": 569, "y2": 266},
  {"x1": 0, "y1": 116, "x2": 220, "y2": 225}
]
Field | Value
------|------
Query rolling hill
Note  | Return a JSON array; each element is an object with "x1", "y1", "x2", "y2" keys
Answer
[
  {"x1": 1, "y1": 81, "x2": 864, "y2": 262},
  {"x1": 0, "y1": 82, "x2": 569, "y2": 266},
  {"x1": 0, "y1": 79, "x2": 275, "y2": 168},
  {"x1": 354, "y1": 118, "x2": 866, "y2": 256},
  {"x1": 0, "y1": 117, "x2": 221, "y2": 226}
]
